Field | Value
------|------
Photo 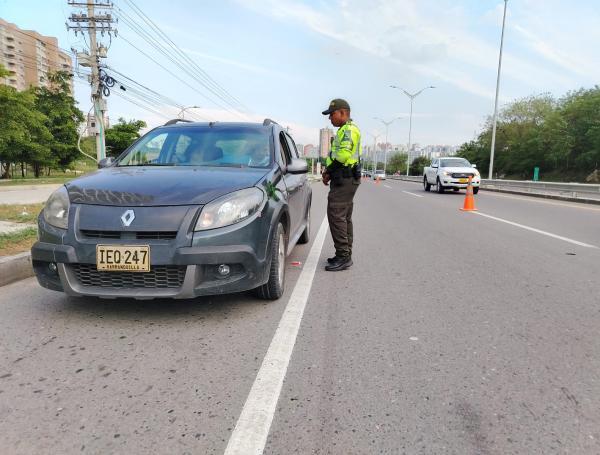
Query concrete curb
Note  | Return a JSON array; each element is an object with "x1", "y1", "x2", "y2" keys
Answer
[
  {"x1": 0, "y1": 251, "x2": 34, "y2": 287},
  {"x1": 395, "y1": 177, "x2": 600, "y2": 205}
]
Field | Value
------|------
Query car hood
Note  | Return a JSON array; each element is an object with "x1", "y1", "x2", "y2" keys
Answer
[{"x1": 66, "y1": 166, "x2": 269, "y2": 206}]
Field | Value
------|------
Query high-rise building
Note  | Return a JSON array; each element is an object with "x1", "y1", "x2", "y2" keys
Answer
[
  {"x1": 0, "y1": 18, "x2": 72, "y2": 92},
  {"x1": 319, "y1": 128, "x2": 334, "y2": 159}
]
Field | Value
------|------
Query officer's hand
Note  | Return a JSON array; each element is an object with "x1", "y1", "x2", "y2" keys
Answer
[{"x1": 322, "y1": 171, "x2": 330, "y2": 186}]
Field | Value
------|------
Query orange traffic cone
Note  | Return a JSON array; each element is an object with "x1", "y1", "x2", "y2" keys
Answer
[{"x1": 460, "y1": 176, "x2": 478, "y2": 211}]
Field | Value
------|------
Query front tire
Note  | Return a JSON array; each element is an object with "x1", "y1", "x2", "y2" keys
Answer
[
  {"x1": 436, "y1": 178, "x2": 445, "y2": 193},
  {"x1": 424, "y1": 177, "x2": 431, "y2": 192},
  {"x1": 254, "y1": 222, "x2": 286, "y2": 300},
  {"x1": 473, "y1": 187, "x2": 479, "y2": 195}
]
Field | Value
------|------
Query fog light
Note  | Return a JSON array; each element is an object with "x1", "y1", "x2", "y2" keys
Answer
[
  {"x1": 48, "y1": 262, "x2": 58, "y2": 274},
  {"x1": 217, "y1": 264, "x2": 230, "y2": 276}
]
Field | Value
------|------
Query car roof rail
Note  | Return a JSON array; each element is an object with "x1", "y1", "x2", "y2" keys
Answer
[
  {"x1": 164, "y1": 118, "x2": 193, "y2": 126},
  {"x1": 263, "y1": 118, "x2": 279, "y2": 126}
]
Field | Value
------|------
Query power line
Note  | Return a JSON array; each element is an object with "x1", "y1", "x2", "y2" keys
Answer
[
  {"x1": 114, "y1": 3, "x2": 248, "y2": 117},
  {"x1": 114, "y1": 12, "x2": 240, "y2": 117},
  {"x1": 121, "y1": 0, "x2": 248, "y2": 112}
]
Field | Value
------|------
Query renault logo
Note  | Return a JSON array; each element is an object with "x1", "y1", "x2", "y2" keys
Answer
[{"x1": 121, "y1": 209, "x2": 135, "y2": 227}]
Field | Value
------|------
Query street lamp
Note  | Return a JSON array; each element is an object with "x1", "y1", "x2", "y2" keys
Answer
[
  {"x1": 390, "y1": 85, "x2": 435, "y2": 175},
  {"x1": 368, "y1": 132, "x2": 382, "y2": 175},
  {"x1": 178, "y1": 105, "x2": 201, "y2": 119},
  {"x1": 489, "y1": 0, "x2": 508, "y2": 180},
  {"x1": 373, "y1": 116, "x2": 402, "y2": 175}
]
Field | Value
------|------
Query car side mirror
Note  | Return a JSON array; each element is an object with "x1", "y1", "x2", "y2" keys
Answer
[
  {"x1": 286, "y1": 158, "x2": 308, "y2": 174},
  {"x1": 471, "y1": 164, "x2": 477, "y2": 168},
  {"x1": 98, "y1": 157, "x2": 115, "y2": 169}
]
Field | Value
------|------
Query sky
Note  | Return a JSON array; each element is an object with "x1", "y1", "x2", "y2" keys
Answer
[{"x1": 2, "y1": 0, "x2": 599, "y2": 148}]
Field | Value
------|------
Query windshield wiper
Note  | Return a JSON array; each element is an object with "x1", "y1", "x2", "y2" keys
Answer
[{"x1": 117, "y1": 163, "x2": 176, "y2": 167}]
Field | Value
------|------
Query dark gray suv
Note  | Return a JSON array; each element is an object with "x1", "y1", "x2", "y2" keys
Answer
[{"x1": 31, "y1": 119, "x2": 312, "y2": 300}]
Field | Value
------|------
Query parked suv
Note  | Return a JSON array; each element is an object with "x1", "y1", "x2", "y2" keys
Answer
[{"x1": 32, "y1": 119, "x2": 312, "y2": 300}]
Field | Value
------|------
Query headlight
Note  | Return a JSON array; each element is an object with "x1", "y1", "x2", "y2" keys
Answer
[
  {"x1": 442, "y1": 171, "x2": 450, "y2": 176},
  {"x1": 43, "y1": 186, "x2": 70, "y2": 229},
  {"x1": 194, "y1": 187, "x2": 265, "y2": 231}
]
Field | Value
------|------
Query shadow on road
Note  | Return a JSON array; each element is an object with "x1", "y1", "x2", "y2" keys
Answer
[{"x1": 51, "y1": 291, "x2": 274, "y2": 323}]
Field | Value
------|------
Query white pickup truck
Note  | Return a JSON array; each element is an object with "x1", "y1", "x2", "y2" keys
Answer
[{"x1": 423, "y1": 157, "x2": 481, "y2": 194}]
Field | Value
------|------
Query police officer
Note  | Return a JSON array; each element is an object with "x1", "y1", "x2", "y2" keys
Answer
[{"x1": 321, "y1": 98, "x2": 361, "y2": 271}]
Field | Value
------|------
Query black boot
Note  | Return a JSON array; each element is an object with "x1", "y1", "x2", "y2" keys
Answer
[{"x1": 325, "y1": 256, "x2": 353, "y2": 271}]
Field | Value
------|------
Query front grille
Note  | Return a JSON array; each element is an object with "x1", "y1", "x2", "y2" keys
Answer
[
  {"x1": 451, "y1": 172, "x2": 474, "y2": 178},
  {"x1": 135, "y1": 231, "x2": 178, "y2": 240},
  {"x1": 71, "y1": 264, "x2": 186, "y2": 288},
  {"x1": 80, "y1": 230, "x2": 178, "y2": 240},
  {"x1": 81, "y1": 229, "x2": 120, "y2": 239}
]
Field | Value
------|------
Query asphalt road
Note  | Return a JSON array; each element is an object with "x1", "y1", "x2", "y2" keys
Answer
[
  {"x1": 1, "y1": 179, "x2": 599, "y2": 454},
  {"x1": 0, "y1": 184, "x2": 61, "y2": 204}
]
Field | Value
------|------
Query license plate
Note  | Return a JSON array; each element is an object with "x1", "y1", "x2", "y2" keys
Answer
[
  {"x1": 96, "y1": 245, "x2": 150, "y2": 272},
  {"x1": 459, "y1": 178, "x2": 469, "y2": 183}
]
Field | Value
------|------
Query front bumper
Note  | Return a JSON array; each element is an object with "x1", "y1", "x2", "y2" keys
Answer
[
  {"x1": 441, "y1": 178, "x2": 480, "y2": 188},
  {"x1": 31, "y1": 203, "x2": 274, "y2": 299}
]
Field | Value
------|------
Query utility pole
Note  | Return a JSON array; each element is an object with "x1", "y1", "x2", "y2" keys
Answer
[
  {"x1": 67, "y1": 1, "x2": 116, "y2": 162},
  {"x1": 489, "y1": 0, "x2": 508, "y2": 180},
  {"x1": 374, "y1": 117, "x2": 402, "y2": 175},
  {"x1": 390, "y1": 85, "x2": 435, "y2": 176}
]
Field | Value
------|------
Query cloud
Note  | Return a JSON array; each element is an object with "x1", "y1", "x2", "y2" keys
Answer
[{"x1": 234, "y1": 0, "x2": 597, "y2": 98}]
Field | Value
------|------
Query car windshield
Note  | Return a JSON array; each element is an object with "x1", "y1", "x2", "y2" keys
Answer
[
  {"x1": 117, "y1": 125, "x2": 272, "y2": 168},
  {"x1": 440, "y1": 158, "x2": 470, "y2": 168}
]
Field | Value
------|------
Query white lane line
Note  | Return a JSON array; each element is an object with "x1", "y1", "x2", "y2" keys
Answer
[
  {"x1": 402, "y1": 190, "x2": 424, "y2": 198},
  {"x1": 384, "y1": 184, "x2": 392, "y2": 189},
  {"x1": 483, "y1": 191, "x2": 600, "y2": 212},
  {"x1": 224, "y1": 218, "x2": 329, "y2": 455},
  {"x1": 473, "y1": 212, "x2": 598, "y2": 249}
]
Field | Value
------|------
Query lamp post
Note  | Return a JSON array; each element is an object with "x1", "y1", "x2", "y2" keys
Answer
[
  {"x1": 390, "y1": 85, "x2": 435, "y2": 175},
  {"x1": 178, "y1": 105, "x2": 201, "y2": 119},
  {"x1": 373, "y1": 116, "x2": 402, "y2": 175},
  {"x1": 368, "y1": 132, "x2": 382, "y2": 175},
  {"x1": 489, "y1": 0, "x2": 508, "y2": 180}
]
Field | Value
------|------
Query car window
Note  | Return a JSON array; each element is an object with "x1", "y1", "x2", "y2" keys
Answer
[
  {"x1": 118, "y1": 132, "x2": 167, "y2": 166},
  {"x1": 117, "y1": 126, "x2": 272, "y2": 168},
  {"x1": 440, "y1": 158, "x2": 470, "y2": 167},
  {"x1": 279, "y1": 132, "x2": 292, "y2": 165}
]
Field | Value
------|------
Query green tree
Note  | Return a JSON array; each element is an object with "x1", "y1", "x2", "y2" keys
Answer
[
  {"x1": 105, "y1": 118, "x2": 147, "y2": 157},
  {"x1": 386, "y1": 152, "x2": 408, "y2": 174},
  {"x1": 34, "y1": 71, "x2": 84, "y2": 175},
  {"x1": 409, "y1": 156, "x2": 430, "y2": 175},
  {"x1": 0, "y1": 84, "x2": 52, "y2": 179}
]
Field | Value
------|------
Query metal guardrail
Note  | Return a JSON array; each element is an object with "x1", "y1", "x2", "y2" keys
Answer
[
  {"x1": 388, "y1": 175, "x2": 600, "y2": 202},
  {"x1": 480, "y1": 179, "x2": 600, "y2": 200}
]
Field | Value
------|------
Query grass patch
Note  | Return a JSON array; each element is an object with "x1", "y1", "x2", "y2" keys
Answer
[
  {"x1": 0, "y1": 204, "x2": 44, "y2": 223},
  {"x1": 0, "y1": 227, "x2": 38, "y2": 257},
  {"x1": 0, "y1": 176, "x2": 78, "y2": 186}
]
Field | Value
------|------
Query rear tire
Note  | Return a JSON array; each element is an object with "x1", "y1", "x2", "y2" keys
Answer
[
  {"x1": 473, "y1": 187, "x2": 479, "y2": 195},
  {"x1": 254, "y1": 222, "x2": 286, "y2": 300},
  {"x1": 436, "y1": 178, "x2": 445, "y2": 193},
  {"x1": 424, "y1": 177, "x2": 431, "y2": 192},
  {"x1": 297, "y1": 205, "x2": 311, "y2": 244}
]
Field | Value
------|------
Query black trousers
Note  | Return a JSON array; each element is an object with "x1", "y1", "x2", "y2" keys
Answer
[{"x1": 327, "y1": 177, "x2": 360, "y2": 258}]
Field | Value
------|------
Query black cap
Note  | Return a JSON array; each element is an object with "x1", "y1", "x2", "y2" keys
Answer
[{"x1": 322, "y1": 98, "x2": 350, "y2": 115}]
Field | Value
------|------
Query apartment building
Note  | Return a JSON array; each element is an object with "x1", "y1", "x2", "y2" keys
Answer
[{"x1": 0, "y1": 18, "x2": 72, "y2": 92}]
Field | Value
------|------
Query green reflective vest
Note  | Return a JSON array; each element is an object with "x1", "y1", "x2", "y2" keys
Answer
[{"x1": 326, "y1": 120, "x2": 361, "y2": 167}]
